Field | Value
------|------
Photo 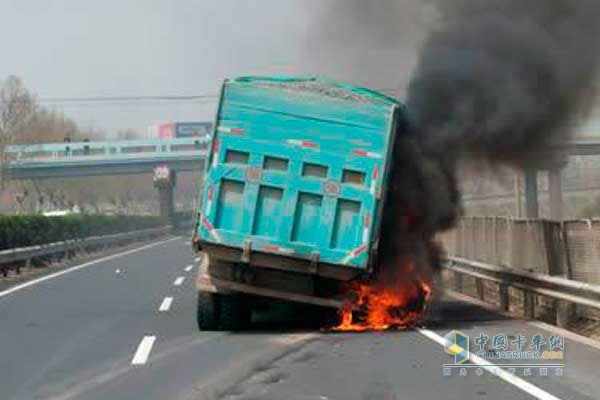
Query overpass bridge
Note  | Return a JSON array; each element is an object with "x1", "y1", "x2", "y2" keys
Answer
[
  {"x1": 3, "y1": 137, "x2": 600, "y2": 223},
  {"x1": 3, "y1": 137, "x2": 208, "y2": 179},
  {"x1": 2, "y1": 137, "x2": 209, "y2": 223}
]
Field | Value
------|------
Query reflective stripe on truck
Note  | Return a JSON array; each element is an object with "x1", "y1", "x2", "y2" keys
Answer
[
  {"x1": 342, "y1": 244, "x2": 369, "y2": 264},
  {"x1": 217, "y1": 126, "x2": 245, "y2": 135},
  {"x1": 200, "y1": 214, "x2": 222, "y2": 242}
]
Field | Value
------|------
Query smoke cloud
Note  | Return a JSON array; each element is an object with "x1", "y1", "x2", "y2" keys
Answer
[
  {"x1": 408, "y1": 0, "x2": 600, "y2": 164},
  {"x1": 317, "y1": 2, "x2": 600, "y2": 319},
  {"x1": 307, "y1": 1, "x2": 433, "y2": 90},
  {"x1": 398, "y1": 0, "x2": 600, "y2": 267},
  {"x1": 315, "y1": 1, "x2": 600, "y2": 328},
  {"x1": 382, "y1": 0, "x2": 600, "y2": 283}
]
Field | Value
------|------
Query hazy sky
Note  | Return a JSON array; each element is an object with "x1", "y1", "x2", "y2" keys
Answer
[
  {"x1": 3, "y1": 0, "x2": 598, "y2": 138},
  {"x1": 0, "y1": 0, "x2": 425, "y2": 136}
]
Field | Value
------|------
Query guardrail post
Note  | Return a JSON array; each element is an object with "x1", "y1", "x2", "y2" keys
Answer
[
  {"x1": 76, "y1": 241, "x2": 87, "y2": 257},
  {"x1": 476, "y1": 278, "x2": 485, "y2": 301},
  {"x1": 524, "y1": 290, "x2": 535, "y2": 318},
  {"x1": 454, "y1": 274, "x2": 463, "y2": 292},
  {"x1": 556, "y1": 302, "x2": 571, "y2": 328},
  {"x1": 452, "y1": 262, "x2": 463, "y2": 292},
  {"x1": 499, "y1": 283, "x2": 509, "y2": 311}
]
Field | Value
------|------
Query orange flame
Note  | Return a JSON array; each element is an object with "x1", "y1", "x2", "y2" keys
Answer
[{"x1": 332, "y1": 276, "x2": 432, "y2": 332}]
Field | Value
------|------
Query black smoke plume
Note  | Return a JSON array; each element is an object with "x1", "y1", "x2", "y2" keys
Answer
[
  {"x1": 408, "y1": 0, "x2": 600, "y2": 164},
  {"x1": 313, "y1": 2, "x2": 600, "y2": 327},
  {"x1": 380, "y1": 0, "x2": 600, "y2": 279}
]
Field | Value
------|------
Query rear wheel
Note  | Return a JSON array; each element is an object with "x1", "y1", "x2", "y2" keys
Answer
[
  {"x1": 197, "y1": 292, "x2": 220, "y2": 331},
  {"x1": 219, "y1": 294, "x2": 251, "y2": 331}
]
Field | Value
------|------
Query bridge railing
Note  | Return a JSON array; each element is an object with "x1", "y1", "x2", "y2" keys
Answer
[
  {"x1": 440, "y1": 216, "x2": 600, "y2": 323},
  {"x1": 4, "y1": 138, "x2": 209, "y2": 162}
]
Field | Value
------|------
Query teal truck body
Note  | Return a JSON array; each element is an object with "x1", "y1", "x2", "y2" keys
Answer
[{"x1": 193, "y1": 76, "x2": 403, "y2": 330}]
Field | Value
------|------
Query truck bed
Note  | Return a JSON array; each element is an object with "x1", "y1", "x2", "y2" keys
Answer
[{"x1": 196, "y1": 77, "x2": 399, "y2": 271}]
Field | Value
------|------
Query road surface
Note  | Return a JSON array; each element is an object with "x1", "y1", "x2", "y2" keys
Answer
[{"x1": 0, "y1": 236, "x2": 598, "y2": 400}]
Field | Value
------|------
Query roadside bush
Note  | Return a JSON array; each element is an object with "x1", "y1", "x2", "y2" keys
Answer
[{"x1": 0, "y1": 214, "x2": 161, "y2": 250}]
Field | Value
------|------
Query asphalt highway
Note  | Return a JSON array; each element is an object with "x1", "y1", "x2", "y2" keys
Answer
[{"x1": 0, "y1": 236, "x2": 598, "y2": 400}]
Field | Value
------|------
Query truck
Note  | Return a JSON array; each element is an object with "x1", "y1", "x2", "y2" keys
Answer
[{"x1": 192, "y1": 76, "x2": 404, "y2": 330}]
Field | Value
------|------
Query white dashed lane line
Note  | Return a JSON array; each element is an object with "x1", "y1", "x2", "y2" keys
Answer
[
  {"x1": 173, "y1": 276, "x2": 185, "y2": 286},
  {"x1": 131, "y1": 336, "x2": 156, "y2": 365},
  {"x1": 194, "y1": 257, "x2": 201, "y2": 262},
  {"x1": 185, "y1": 265, "x2": 194, "y2": 272},
  {"x1": 158, "y1": 297, "x2": 173, "y2": 312}
]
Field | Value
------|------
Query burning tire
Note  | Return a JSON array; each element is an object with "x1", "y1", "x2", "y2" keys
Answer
[{"x1": 197, "y1": 292, "x2": 220, "y2": 331}]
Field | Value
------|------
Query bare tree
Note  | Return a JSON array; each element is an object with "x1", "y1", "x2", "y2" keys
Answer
[
  {"x1": 0, "y1": 77, "x2": 156, "y2": 213},
  {"x1": 0, "y1": 76, "x2": 36, "y2": 189}
]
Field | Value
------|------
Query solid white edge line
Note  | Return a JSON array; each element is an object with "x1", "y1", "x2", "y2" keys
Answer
[
  {"x1": 158, "y1": 297, "x2": 173, "y2": 312},
  {"x1": 185, "y1": 265, "x2": 193, "y2": 272},
  {"x1": 131, "y1": 335, "x2": 156, "y2": 365},
  {"x1": 0, "y1": 237, "x2": 180, "y2": 299},
  {"x1": 417, "y1": 328, "x2": 562, "y2": 400},
  {"x1": 173, "y1": 276, "x2": 185, "y2": 286}
]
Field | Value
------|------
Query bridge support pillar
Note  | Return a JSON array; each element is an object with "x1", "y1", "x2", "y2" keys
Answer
[
  {"x1": 157, "y1": 183, "x2": 175, "y2": 226},
  {"x1": 524, "y1": 167, "x2": 539, "y2": 218},
  {"x1": 154, "y1": 166, "x2": 176, "y2": 226},
  {"x1": 514, "y1": 172, "x2": 524, "y2": 218},
  {"x1": 548, "y1": 167, "x2": 564, "y2": 221}
]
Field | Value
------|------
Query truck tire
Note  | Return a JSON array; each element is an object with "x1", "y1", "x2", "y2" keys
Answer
[
  {"x1": 197, "y1": 292, "x2": 220, "y2": 331},
  {"x1": 219, "y1": 294, "x2": 250, "y2": 331}
]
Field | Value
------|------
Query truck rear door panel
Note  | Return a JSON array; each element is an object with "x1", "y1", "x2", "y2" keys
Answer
[{"x1": 199, "y1": 79, "x2": 397, "y2": 270}]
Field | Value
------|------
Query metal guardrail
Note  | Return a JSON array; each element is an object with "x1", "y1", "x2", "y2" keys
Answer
[
  {"x1": 0, "y1": 227, "x2": 170, "y2": 276},
  {"x1": 445, "y1": 256, "x2": 600, "y2": 326}
]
